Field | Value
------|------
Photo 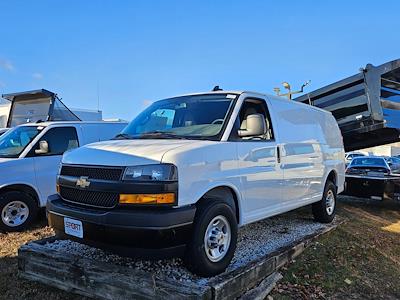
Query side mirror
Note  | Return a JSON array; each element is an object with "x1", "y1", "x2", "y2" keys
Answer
[
  {"x1": 238, "y1": 114, "x2": 266, "y2": 137},
  {"x1": 35, "y1": 140, "x2": 49, "y2": 154}
]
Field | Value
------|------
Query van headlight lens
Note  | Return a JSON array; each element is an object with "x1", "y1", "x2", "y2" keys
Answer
[{"x1": 123, "y1": 164, "x2": 178, "y2": 181}]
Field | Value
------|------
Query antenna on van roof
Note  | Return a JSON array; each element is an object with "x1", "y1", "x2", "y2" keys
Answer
[{"x1": 212, "y1": 85, "x2": 223, "y2": 91}]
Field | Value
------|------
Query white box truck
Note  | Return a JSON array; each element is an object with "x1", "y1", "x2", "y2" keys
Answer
[
  {"x1": 47, "y1": 91, "x2": 345, "y2": 276},
  {"x1": 0, "y1": 121, "x2": 126, "y2": 231}
]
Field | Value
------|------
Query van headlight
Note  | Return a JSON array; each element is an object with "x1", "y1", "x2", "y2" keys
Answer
[{"x1": 123, "y1": 164, "x2": 178, "y2": 181}]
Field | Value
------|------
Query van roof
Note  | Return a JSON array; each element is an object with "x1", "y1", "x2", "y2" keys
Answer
[
  {"x1": 16, "y1": 121, "x2": 127, "y2": 127},
  {"x1": 169, "y1": 90, "x2": 332, "y2": 116}
]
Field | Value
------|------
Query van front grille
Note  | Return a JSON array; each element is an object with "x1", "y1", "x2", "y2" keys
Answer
[
  {"x1": 60, "y1": 165, "x2": 123, "y2": 181},
  {"x1": 60, "y1": 186, "x2": 119, "y2": 208}
]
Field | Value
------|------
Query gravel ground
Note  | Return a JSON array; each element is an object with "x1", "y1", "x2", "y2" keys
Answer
[{"x1": 43, "y1": 207, "x2": 334, "y2": 284}]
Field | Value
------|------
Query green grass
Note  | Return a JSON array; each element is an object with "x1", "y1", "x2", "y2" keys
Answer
[{"x1": 271, "y1": 198, "x2": 400, "y2": 299}]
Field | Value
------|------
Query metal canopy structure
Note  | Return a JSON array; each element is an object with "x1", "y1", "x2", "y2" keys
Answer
[
  {"x1": 295, "y1": 59, "x2": 400, "y2": 151},
  {"x1": 1, "y1": 89, "x2": 81, "y2": 128}
]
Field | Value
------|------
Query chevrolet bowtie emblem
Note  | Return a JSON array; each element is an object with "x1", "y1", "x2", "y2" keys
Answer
[{"x1": 76, "y1": 176, "x2": 90, "y2": 188}]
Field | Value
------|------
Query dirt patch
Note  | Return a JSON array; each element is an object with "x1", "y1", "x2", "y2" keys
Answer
[{"x1": 0, "y1": 218, "x2": 88, "y2": 300}]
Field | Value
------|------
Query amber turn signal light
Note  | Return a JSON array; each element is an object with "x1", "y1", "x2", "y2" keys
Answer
[
  {"x1": 119, "y1": 193, "x2": 175, "y2": 205},
  {"x1": 56, "y1": 184, "x2": 60, "y2": 193}
]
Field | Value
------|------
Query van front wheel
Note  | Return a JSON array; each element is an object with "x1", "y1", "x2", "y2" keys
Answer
[
  {"x1": 0, "y1": 191, "x2": 38, "y2": 232},
  {"x1": 312, "y1": 180, "x2": 337, "y2": 223},
  {"x1": 184, "y1": 201, "x2": 238, "y2": 277}
]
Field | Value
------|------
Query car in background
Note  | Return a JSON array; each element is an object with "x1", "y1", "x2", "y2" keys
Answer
[
  {"x1": 344, "y1": 156, "x2": 400, "y2": 201},
  {"x1": 384, "y1": 156, "x2": 400, "y2": 174},
  {"x1": 0, "y1": 121, "x2": 127, "y2": 232},
  {"x1": 345, "y1": 152, "x2": 366, "y2": 166}
]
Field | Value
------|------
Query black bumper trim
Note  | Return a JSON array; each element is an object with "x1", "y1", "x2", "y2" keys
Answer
[
  {"x1": 47, "y1": 195, "x2": 196, "y2": 257},
  {"x1": 47, "y1": 194, "x2": 195, "y2": 228}
]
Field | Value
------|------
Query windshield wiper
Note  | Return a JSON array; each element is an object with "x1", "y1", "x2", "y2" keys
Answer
[
  {"x1": 113, "y1": 133, "x2": 135, "y2": 140},
  {"x1": 140, "y1": 131, "x2": 188, "y2": 139}
]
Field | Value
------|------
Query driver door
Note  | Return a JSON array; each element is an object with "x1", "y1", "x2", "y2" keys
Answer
[
  {"x1": 29, "y1": 127, "x2": 79, "y2": 203},
  {"x1": 232, "y1": 98, "x2": 284, "y2": 224}
]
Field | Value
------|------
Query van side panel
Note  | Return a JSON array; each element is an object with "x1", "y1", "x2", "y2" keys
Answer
[
  {"x1": 268, "y1": 97, "x2": 345, "y2": 205},
  {"x1": 313, "y1": 111, "x2": 345, "y2": 193},
  {"x1": 322, "y1": 114, "x2": 346, "y2": 193}
]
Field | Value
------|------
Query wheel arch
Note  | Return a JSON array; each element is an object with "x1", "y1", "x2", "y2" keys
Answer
[
  {"x1": 326, "y1": 169, "x2": 338, "y2": 190},
  {"x1": 0, "y1": 184, "x2": 40, "y2": 207},
  {"x1": 196, "y1": 185, "x2": 241, "y2": 224}
]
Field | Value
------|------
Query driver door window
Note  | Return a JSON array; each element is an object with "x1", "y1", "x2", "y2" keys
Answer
[
  {"x1": 230, "y1": 98, "x2": 274, "y2": 141},
  {"x1": 31, "y1": 127, "x2": 79, "y2": 156}
]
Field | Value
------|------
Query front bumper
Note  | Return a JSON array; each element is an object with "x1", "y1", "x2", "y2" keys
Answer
[{"x1": 47, "y1": 194, "x2": 196, "y2": 258}]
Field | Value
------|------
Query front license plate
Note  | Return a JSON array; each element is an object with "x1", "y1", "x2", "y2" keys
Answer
[{"x1": 64, "y1": 217, "x2": 83, "y2": 238}]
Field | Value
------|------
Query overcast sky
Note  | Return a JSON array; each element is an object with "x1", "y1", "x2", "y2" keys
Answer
[{"x1": 0, "y1": 1, "x2": 399, "y2": 120}]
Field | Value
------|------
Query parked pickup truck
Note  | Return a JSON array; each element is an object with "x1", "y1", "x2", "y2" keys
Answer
[
  {"x1": 0, "y1": 121, "x2": 127, "y2": 231},
  {"x1": 47, "y1": 91, "x2": 345, "y2": 276}
]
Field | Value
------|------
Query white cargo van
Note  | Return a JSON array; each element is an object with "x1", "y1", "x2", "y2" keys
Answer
[
  {"x1": 47, "y1": 91, "x2": 345, "y2": 276},
  {"x1": 0, "y1": 121, "x2": 127, "y2": 231}
]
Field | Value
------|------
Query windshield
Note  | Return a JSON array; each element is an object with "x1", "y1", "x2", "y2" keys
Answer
[
  {"x1": 350, "y1": 157, "x2": 387, "y2": 167},
  {"x1": 119, "y1": 94, "x2": 236, "y2": 140},
  {"x1": 0, "y1": 126, "x2": 41, "y2": 158}
]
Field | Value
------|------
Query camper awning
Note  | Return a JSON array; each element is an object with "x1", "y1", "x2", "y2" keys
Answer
[
  {"x1": 2, "y1": 89, "x2": 56, "y2": 102},
  {"x1": 1, "y1": 89, "x2": 80, "y2": 127}
]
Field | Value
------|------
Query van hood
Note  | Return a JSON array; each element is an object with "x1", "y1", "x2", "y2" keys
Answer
[
  {"x1": 0, "y1": 157, "x2": 16, "y2": 164},
  {"x1": 62, "y1": 139, "x2": 199, "y2": 166}
]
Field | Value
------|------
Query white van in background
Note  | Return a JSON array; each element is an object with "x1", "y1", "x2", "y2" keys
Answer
[
  {"x1": 47, "y1": 91, "x2": 345, "y2": 276},
  {"x1": 0, "y1": 121, "x2": 127, "y2": 231}
]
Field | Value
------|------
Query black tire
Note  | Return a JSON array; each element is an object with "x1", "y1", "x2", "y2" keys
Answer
[
  {"x1": 0, "y1": 191, "x2": 38, "y2": 232},
  {"x1": 184, "y1": 200, "x2": 238, "y2": 277},
  {"x1": 312, "y1": 180, "x2": 337, "y2": 223}
]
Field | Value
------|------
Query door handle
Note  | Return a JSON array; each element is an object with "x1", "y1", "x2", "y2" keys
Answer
[{"x1": 277, "y1": 146, "x2": 281, "y2": 163}]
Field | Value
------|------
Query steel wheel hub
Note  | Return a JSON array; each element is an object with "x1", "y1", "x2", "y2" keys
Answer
[
  {"x1": 325, "y1": 190, "x2": 335, "y2": 215},
  {"x1": 204, "y1": 215, "x2": 231, "y2": 262},
  {"x1": 1, "y1": 201, "x2": 29, "y2": 227}
]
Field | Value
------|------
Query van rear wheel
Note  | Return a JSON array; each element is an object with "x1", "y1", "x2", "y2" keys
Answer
[
  {"x1": 312, "y1": 180, "x2": 337, "y2": 223},
  {"x1": 184, "y1": 200, "x2": 238, "y2": 277},
  {"x1": 0, "y1": 191, "x2": 38, "y2": 232}
]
